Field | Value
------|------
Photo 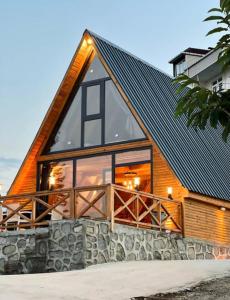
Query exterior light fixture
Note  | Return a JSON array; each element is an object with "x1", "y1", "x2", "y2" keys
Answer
[
  {"x1": 220, "y1": 207, "x2": 226, "y2": 211},
  {"x1": 87, "y1": 38, "x2": 93, "y2": 45},
  {"x1": 167, "y1": 187, "x2": 173, "y2": 199}
]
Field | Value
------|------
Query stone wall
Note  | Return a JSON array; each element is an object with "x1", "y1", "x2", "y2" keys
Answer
[{"x1": 0, "y1": 219, "x2": 229, "y2": 274}]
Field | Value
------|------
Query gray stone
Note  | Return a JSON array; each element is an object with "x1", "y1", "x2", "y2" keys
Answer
[
  {"x1": 116, "y1": 243, "x2": 125, "y2": 261},
  {"x1": 38, "y1": 241, "x2": 47, "y2": 255},
  {"x1": 111, "y1": 233, "x2": 118, "y2": 241},
  {"x1": 135, "y1": 242, "x2": 140, "y2": 251},
  {"x1": 86, "y1": 226, "x2": 94, "y2": 235},
  {"x1": 68, "y1": 234, "x2": 76, "y2": 244},
  {"x1": 8, "y1": 235, "x2": 18, "y2": 243},
  {"x1": 140, "y1": 246, "x2": 147, "y2": 260},
  {"x1": 0, "y1": 237, "x2": 7, "y2": 245},
  {"x1": 124, "y1": 236, "x2": 134, "y2": 251},
  {"x1": 98, "y1": 235, "x2": 106, "y2": 250},
  {"x1": 111, "y1": 241, "x2": 116, "y2": 249},
  {"x1": 154, "y1": 239, "x2": 165, "y2": 250},
  {"x1": 17, "y1": 239, "x2": 26, "y2": 249},
  {"x1": 86, "y1": 250, "x2": 92, "y2": 259},
  {"x1": 48, "y1": 240, "x2": 58, "y2": 250},
  {"x1": 53, "y1": 229, "x2": 62, "y2": 240},
  {"x1": 59, "y1": 236, "x2": 68, "y2": 249},
  {"x1": 63, "y1": 258, "x2": 70, "y2": 264},
  {"x1": 61, "y1": 223, "x2": 71, "y2": 234},
  {"x1": 3, "y1": 244, "x2": 16, "y2": 256},
  {"x1": 148, "y1": 254, "x2": 153, "y2": 260},
  {"x1": 0, "y1": 258, "x2": 5, "y2": 273},
  {"x1": 196, "y1": 253, "x2": 205, "y2": 260},
  {"x1": 98, "y1": 253, "x2": 106, "y2": 263},
  {"x1": 176, "y1": 239, "x2": 186, "y2": 252},
  {"x1": 188, "y1": 247, "x2": 195, "y2": 259},
  {"x1": 100, "y1": 223, "x2": 109, "y2": 234},
  {"x1": 195, "y1": 243, "x2": 201, "y2": 252},
  {"x1": 87, "y1": 235, "x2": 96, "y2": 242},
  {"x1": 86, "y1": 242, "x2": 92, "y2": 249},
  {"x1": 73, "y1": 225, "x2": 83, "y2": 233},
  {"x1": 205, "y1": 253, "x2": 215, "y2": 259},
  {"x1": 49, "y1": 250, "x2": 63, "y2": 259},
  {"x1": 75, "y1": 242, "x2": 83, "y2": 251},
  {"x1": 70, "y1": 263, "x2": 84, "y2": 270},
  {"x1": 47, "y1": 260, "x2": 54, "y2": 268},
  {"x1": 163, "y1": 251, "x2": 171, "y2": 260},
  {"x1": 9, "y1": 253, "x2": 19, "y2": 261},
  {"x1": 72, "y1": 252, "x2": 82, "y2": 263},
  {"x1": 146, "y1": 233, "x2": 152, "y2": 242},
  {"x1": 127, "y1": 253, "x2": 136, "y2": 261},
  {"x1": 69, "y1": 245, "x2": 74, "y2": 252},
  {"x1": 146, "y1": 243, "x2": 152, "y2": 252},
  {"x1": 153, "y1": 251, "x2": 162, "y2": 260},
  {"x1": 55, "y1": 259, "x2": 62, "y2": 271},
  {"x1": 93, "y1": 250, "x2": 98, "y2": 257},
  {"x1": 64, "y1": 251, "x2": 71, "y2": 258}
]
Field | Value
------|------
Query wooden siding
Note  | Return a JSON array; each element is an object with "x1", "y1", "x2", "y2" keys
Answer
[
  {"x1": 153, "y1": 144, "x2": 188, "y2": 201},
  {"x1": 184, "y1": 197, "x2": 230, "y2": 246}
]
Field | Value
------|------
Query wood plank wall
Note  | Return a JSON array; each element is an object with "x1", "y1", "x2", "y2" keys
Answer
[{"x1": 184, "y1": 197, "x2": 230, "y2": 246}]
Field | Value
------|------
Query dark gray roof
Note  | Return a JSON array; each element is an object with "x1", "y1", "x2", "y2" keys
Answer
[{"x1": 87, "y1": 30, "x2": 230, "y2": 201}]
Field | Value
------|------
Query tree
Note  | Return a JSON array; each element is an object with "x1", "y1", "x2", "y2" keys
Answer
[{"x1": 173, "y1": 0, "x2": 230, "y2": 142}]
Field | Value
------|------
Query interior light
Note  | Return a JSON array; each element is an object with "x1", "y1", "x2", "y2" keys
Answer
[
  {"x1": 134, "y1": 177, "x2": 140, "y2": 188},
  {"x1": 220, "y1": 207, "x2": 226, "y2": 211},
  {"x1": 115, "y1": 133, "x2": 119, "y2": 138},
  {"x1": 49, "y1": 175, "x2": 56, "y2": 186},
  {"x1": 67, "y1": 141, "x2": 72, "y2": 145},
  {"x1": 167, "y1": 187, "x2": 173, "y2": 199},
  {"x1": 90, "y1": 69, "x2": 94, "y2": 73}
]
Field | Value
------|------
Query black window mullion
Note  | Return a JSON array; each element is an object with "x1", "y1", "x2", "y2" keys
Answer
[
  {"x1": 81, "y1": 86, "x2": 86, "y2": 147},
  {"x1": 73, "y1": 159, "x2": 76, "y2": 188},
  {"x1": 101, "y1": 81, "x2": 105, "y2": 145}
]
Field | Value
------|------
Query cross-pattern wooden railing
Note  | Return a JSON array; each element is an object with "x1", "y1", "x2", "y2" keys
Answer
[{"x1": 0, "y1": 184, "x2": 183, "y2": 233}]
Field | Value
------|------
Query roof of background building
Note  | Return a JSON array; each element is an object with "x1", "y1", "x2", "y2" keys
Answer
[
  {"x1": 169, "y1": 47, "x2": 211, "y2": 64},
  {"x1": 88, "y1": 30, "x2": 230, "y2": 200}
]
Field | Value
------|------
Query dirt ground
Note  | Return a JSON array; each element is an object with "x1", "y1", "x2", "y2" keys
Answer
[{"x1": 132, "y1": 276, "x2": 230, "y2": 300}]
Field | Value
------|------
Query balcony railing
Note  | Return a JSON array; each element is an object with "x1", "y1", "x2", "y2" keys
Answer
[{"x1": 0, "y1": 184, "x2": 183, "y2": 233}]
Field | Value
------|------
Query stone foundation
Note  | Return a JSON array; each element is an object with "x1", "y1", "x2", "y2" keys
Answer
[{"x1": 0, "y1": 219, "x2": 229, "y2": 274}]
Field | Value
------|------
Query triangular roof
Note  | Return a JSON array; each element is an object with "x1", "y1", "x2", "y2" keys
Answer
[{"x1": 9, "y1": 29, "x2": 230, "y2": 200}]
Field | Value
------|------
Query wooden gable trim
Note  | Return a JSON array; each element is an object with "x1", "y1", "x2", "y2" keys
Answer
[{"x1": 8, "y1": 33, "x2": 93, "y2": 194}]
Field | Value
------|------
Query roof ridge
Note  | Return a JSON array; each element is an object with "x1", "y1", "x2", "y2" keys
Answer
[{"x1": 85, "y1": 29, "x2": 173, "y2": 79}]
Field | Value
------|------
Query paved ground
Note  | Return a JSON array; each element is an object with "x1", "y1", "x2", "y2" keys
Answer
[
  {"x1": 133, "y1": 276, "x2": 230, "y2": 299},
  {"x1": 0, "y1": 260, "x2": 230, "y2": 300}
]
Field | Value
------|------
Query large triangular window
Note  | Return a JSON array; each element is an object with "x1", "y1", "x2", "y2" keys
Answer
[{"x1": 45, "y1": 53, "x2": 145, "y2": 153}]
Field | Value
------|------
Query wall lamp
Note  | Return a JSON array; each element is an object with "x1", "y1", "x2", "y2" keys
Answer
[
  {"x1": 220, "y1": 207, "x2": 226, "y2": 212},
  {"x1": 167, "y1": 187, "x2": 173, "y2": 200}
]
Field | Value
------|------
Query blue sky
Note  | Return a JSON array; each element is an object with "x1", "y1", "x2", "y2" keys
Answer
[{"x1": 0, "y1": 0, "x2": 219, "y2": 193}]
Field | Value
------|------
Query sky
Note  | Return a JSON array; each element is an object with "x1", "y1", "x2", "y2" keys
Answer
[{"x1": 0, "y1": 0, "x2": 219, "y2": 194}]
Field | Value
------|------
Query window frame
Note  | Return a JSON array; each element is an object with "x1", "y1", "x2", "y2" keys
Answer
[
  {"x1": 43, "y1": 56, "x2": 147, "y2": 155},
  {"x1": 37, "y1": 146, "x2": 153, "y2": 193}
]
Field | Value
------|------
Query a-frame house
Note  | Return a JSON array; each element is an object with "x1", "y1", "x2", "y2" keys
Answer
[{"x1": 5, "y1": 30, "x2": 230, "y2": 245}]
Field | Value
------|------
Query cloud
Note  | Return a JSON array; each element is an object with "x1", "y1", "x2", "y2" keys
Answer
[{"x1": 0, "y1": 157, "x2": 22, "y2": 194}]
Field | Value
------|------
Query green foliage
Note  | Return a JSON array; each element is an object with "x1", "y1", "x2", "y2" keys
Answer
[{"x1": 174, "y1": 0, "x2": 230, "y2": 142}]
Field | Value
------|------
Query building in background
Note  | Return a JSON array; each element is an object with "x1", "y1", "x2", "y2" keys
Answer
[{"x1": 169, "y1": 47, "x2": 230, "y2": 92}]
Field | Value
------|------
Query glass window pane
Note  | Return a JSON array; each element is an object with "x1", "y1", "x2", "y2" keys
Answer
[
  {"x1": 76, "y1": 155, "x2": 112, "y2": 187},
  {"x1": 48, "y1": 89, "x2": 82, "y2": 152},
  {"x1": 115, "y1": 149, "x2": 151, "y2": 165},
  {"x1": 40, "y1": 160, "x2": 73, "y2": 190},
  {"x1": 105, "y1": 80, "x2": 145, "y2": 144},
  {"x1": 84, "y1": 119, "x2": 101, "y2": 147},
  {"x1": 86, "y1": 85, "x2": 100, "y2": 115},
  {"x1": 83, "y1": 54, "x2": 108, "y2": 82},
  {"x1": 115, "y1": 163, "x2": 151, "y2": 193}
]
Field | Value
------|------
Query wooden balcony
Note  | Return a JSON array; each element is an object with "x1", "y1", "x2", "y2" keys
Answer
[{"x1": 0, "y1": 184, "x2": 183, "y2": 233}]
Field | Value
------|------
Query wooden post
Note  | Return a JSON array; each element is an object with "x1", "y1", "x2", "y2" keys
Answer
[
  {"x1": 32, "y1": 197, "x2": 36, "y2": 229},
  {"x1": 110, "y1": 185, "x2": 115, "y2": 232},
  {"x1": 69, "y1": 189, "x2": 75, "y2": 219}
]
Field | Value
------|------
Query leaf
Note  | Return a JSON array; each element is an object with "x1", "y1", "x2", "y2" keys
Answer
[
  {"x1": 204, "y1": 16, "x2": 224, "y2": 22},
  {"x1": 206, "y1": 27, "x2": 228, "y2": 36},
  {"x1": 208, "y1": 8, "x2": 222, "y2": 13}
]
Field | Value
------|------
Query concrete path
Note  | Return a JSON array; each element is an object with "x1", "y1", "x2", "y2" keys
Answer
[{"x1": 1, "y1": 260, "x2": 230, "y2": 300}]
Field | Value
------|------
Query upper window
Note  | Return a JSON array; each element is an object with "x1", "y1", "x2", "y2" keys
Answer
[
  {"x1": 175, "y1": 59, "x2": 187, "y2": 76},
  {"x1": 83, "y1": 55, "x2": 108, "y2": 82},
  {"x1": 45, "y1": 54, "x2": 145, "y2": 153}
]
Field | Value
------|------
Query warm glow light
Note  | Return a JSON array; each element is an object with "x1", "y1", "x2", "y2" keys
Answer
[
  {"x1": 134, "y1": 177, "x2": 140, "y2": 187},
  {"x1": 49, "y1": 175, "x2": 56, "y2": 186},
  {"x1": 167, "y1": 187, "x2": 173, "y2": 195},
  {"x1": 87, "y1": 38, "x2": 93, "y2": 45},
  {"x1": 220, "y1": 207, "x2": 226, "y2": 211}
]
